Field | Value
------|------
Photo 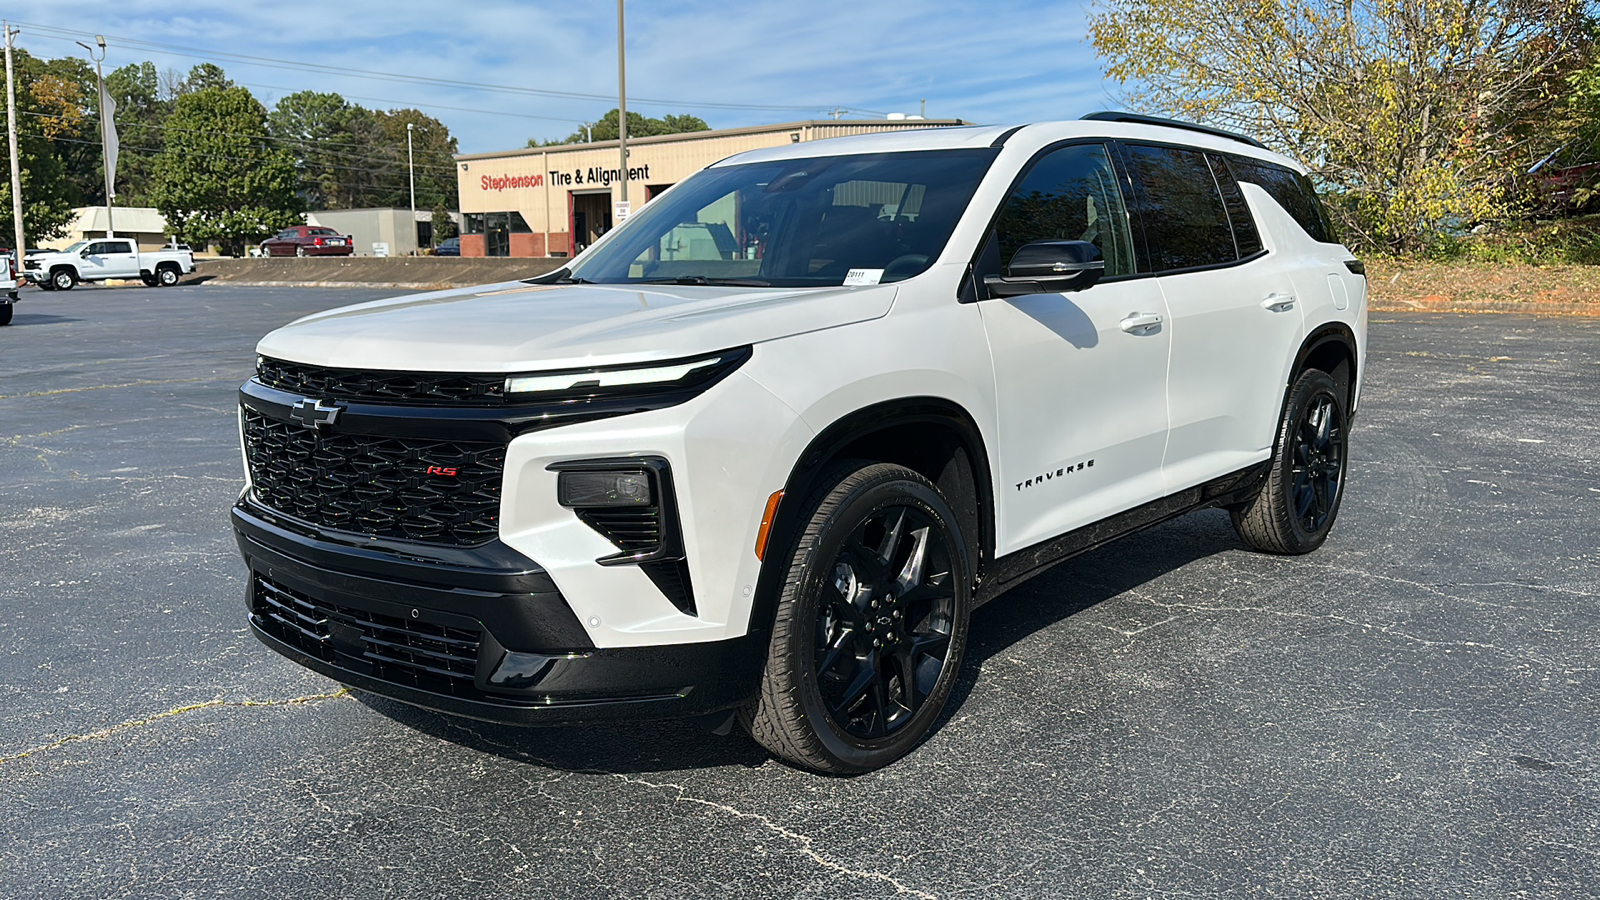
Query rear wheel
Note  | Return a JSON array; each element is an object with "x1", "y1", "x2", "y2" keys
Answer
[
  {"x1": 51, "y1": 268, "x2": 75, "y2": 291},
  {"x1": 140, "y1": 273, "x2": 159, "y2": 287},
  {"x1": 1232, "y1": 369, "x2": 1349, "y2": 554},
  {"x1": 743, "y1": 462, "x2": 972, "y2": 774},
  {"x1": 156, "y1": 265, "x2": 180, "y2": 287},
  {"x1": 0, "y1": 303, "x2": 12, "y2": 326}
]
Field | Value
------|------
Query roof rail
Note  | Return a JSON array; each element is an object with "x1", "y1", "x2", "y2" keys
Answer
[{"x1": 1080, "y1": 111, "x2": 1268, "y2": 150}]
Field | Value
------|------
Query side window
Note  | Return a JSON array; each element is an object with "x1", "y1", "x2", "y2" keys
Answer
[
  {"x1": 1207, "y1": 154, "x2": 1263, "y2": 258},
  {"x1": 1229, "y1": 158, "x2": 1338, "y2": 244},
  {"x1": 1125, "y1": 144, "x2": 1236, "y2": 271},
  {"x1": 83, "y1": 242, "x2": 106, "y2": 255},
  {"x1": 994, "y1": 143, "x2": 1135, "y2": 277},
  {"x1": 108, "y1": 241, "x2": 133, "y2": 254}
]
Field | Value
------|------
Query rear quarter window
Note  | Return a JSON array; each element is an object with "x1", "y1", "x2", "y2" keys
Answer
[{"x1": 1228, "y1": 157, "x2": 1339, "y2": 244}]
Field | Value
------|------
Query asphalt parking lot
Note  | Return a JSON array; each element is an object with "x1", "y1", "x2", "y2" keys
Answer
[{"x1": 2, "y1": 283, "x2": 1597, "y2": 898}]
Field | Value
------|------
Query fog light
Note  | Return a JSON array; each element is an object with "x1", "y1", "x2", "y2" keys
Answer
[{"x1": 558, "y1": 470, "x2": 654, "y2": 507}]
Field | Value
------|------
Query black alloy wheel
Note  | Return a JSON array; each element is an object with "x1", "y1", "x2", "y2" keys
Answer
[
  {"x1": 744, "y1": 462, "x2": 972, "y2": 774},
  {"x1": 1232, "y1": 368, "x2": 1350, "y2": 554}
]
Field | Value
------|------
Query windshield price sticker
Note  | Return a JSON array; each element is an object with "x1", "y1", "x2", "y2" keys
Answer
[{"x1": 843, "y1": 268, "x2": 884, "y2": 286}]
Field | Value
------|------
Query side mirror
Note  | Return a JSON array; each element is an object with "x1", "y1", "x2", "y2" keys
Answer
[
  {"x1": 983, "y1": 240, "x2": 1105, "y2": 298},
  {"x1": 80, "y1": 247, "x2": 92, "y2": 258}
]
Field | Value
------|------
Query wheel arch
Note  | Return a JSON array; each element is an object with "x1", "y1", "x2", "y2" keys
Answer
[
  {"x1": 746, "y1": 396, "x2": 995, "y2": 638},
  {"x1": 1292, "y1": 323, "x2": 1359, "y2": 415}
]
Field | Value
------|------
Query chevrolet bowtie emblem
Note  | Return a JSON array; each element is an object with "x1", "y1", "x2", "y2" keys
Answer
[{"x1": 288, "y1": 398, "x2": 342, "y2": 430}]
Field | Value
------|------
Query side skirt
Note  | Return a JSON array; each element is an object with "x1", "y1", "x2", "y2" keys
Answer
[{"x1": 975, "y1": 462, "x2": 1269, "y2": 606}]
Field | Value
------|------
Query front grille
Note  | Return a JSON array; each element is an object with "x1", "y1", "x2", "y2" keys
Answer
[
  {"x1": 253, "y1": 575, "x2": 482, "y2": 698},
  {"x1": 243, "y1": 409, "x2": 503, "y2": 546},
  {"x1": 257, "y1": 357, "x2": 508, "y2": 407}
]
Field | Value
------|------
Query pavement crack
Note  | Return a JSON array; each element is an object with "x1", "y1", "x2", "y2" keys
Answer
[
  {"x1": 0, "y1": 377, "x2": 215, "y2": 400},
  {"x1": 0, "y1": 689, "x2": 349, "y2": 765},
  {"x1": 612, "y1": 773, "x2": 937, "y2": 899}
]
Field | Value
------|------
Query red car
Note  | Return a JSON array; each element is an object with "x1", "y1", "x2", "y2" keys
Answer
[{"x1": 261, "y1": 226, "x2": 354, "y2": 257}]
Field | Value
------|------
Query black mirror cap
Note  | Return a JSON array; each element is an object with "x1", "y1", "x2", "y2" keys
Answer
[{"x1": 984, "y1": 240, "x2": 1106, "y2": 298}]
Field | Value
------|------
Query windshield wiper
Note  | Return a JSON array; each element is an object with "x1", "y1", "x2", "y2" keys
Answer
[
  {"x1": 637, "y1": 275, "x2": 771, "y2": 287},
  {"x1": 522, "y1": 266, "x2": 594, "y2": 285}
]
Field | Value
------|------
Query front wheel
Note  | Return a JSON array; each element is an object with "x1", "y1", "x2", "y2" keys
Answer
[
  {"x1": 51, "y1": 269, "x2": 75, "y2": 291},
  {"x1": 0, "y1": 303, "x2": 12, "y2": 326},
  {"x1": 1231, "y1": 369, "x2": 1350, "y2": 554},
  {"x1": 743, "y1": 462, "x2": 972, "y2": 774},
  {"x1": 295, "y1": 246, "x2": 308, "y2": 258}
]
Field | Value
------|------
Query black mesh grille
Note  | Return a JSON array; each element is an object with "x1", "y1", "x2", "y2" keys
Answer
[
  {"x1": 252, "y1": 575, "x2": 482, "y2": 698},
  {"x1": 257, "y1": 357, "x2": 508, "y2": 407},
  {"x1": 243, "y1": 409, "x2": 503, "y2": 545}
]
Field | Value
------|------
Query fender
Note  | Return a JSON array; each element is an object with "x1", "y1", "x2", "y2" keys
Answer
[
  {"x1": 1291, "y1": 322, "x2": 1360, "y2": 416},
  {"x1": 744, "y1": 396, "x2": 995, "y2": 638}
]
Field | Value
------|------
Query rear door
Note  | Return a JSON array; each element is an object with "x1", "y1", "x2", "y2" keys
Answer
[
  {"x1": 1119, "y1": 143, "x2": 1305, "y2": 492},
  {"x1": 976, "y1": 142, "x2": 1172, "y2": 554},
  {"x1": 100, "y1": 240, "x2": 140, "y2": 278}
]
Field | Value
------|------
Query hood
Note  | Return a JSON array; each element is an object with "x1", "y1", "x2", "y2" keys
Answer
[{"x1": 256, "y1": 280, "x2": 897, "y2": 372}]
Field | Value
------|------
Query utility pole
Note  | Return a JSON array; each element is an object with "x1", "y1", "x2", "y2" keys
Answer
[
  {"x1": 616, "y1": 0, "x2": 628, "y2": 210},
  {"x1": 76, "y1": 36, "x2": 112, "y2": 238},
  {"x1": 4, "y1": 22, "x2": 24, "y2": 263},
  {"x1": 406, "y1": 121, "x2": 416, "y2": 253}
]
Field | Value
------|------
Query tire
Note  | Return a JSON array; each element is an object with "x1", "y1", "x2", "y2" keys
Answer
[
  {"x1": 51, "y1": 269, "x2": 75, "y2": 291},
  {"x1": 0, "y1": 303, "x2": 11, "y2": 326},
  {"x1": 140, "y1": 273, "x2": 159, "y2": 287},
  {"x1": 157, "y1": 265, "x2": 180, "y2": 287},
  {"x1": 295, "y1": 246, "x2": 308, "y2": 257},
  {"x1": 743, "y1": 461, "x2": 973, "y2": 774},
  {"x1": 1231, "y1": 368, "x2": 1350, "y2": 554}
]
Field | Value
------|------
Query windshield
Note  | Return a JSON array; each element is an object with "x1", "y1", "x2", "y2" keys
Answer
[
  {"x1": 567, "y1": 148, "x2": 997, "y2": 287},
  {"x1": 60, "y1": 241, "x2": 88, "y2": 254}
]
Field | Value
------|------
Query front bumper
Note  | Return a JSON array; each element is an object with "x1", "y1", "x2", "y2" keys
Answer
[{"x1": 233, "y1": 503, "x2": 764, "y2": 725}]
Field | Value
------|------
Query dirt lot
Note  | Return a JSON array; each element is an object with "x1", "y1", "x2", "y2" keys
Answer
[{"x1": 1368, "y1": 259, "x2": 1600, "y2": 315}]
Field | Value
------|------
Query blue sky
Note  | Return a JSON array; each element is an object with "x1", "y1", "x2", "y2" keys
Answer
[{"x1": 19, "y1": 1, "x2": 1122, "y2": 153}]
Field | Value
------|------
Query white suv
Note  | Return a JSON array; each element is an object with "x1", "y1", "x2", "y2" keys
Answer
[{"x1": 234, "y1": 113, "x2": 1366, "y2": 773}]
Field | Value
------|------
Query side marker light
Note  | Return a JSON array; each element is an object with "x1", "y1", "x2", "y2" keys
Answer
[{"x1": 755, "y1": 490, "x2": 784, "y2": 561}]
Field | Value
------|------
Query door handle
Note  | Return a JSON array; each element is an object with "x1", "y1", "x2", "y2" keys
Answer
[
  {"x1": 1261, "y1": 293, "x2": 1296, "y2": 312},
  {"x1": 1119, "y1": 312, "x2": 1163, "y2": 333}
]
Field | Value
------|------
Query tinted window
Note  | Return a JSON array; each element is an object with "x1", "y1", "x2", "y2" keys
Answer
[
  {"x1": 1207, "y1": 154, "x2": 1263, "y2": 258},
  {"x1": 1125, "y1": 144, "x2": 1236, "y2": 271},
  {"x1": 309, "y1": 228, "x2": 338, "y2": 236},
  {"x1": 994, "y1": 143, "x2": 1136, "y2": 277},
  {"x1": 1228, "y1": 157, "x2": 1338, "y2": 244},
  {"x1": 108, "y1": 240, "x2": 133, "y2": 253},
  {"x1": 571, "y1": 149, "x2": 997, "y2": 287}
]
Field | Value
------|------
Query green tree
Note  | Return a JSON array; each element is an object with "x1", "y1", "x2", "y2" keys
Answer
[
  {"x1": 374, "y1": 108, "x2": 459, "y2": 209},
  {"x1": 530, "y1": 109, "x2": 710, "y2": 147},
  {"x1": 1090, "y1": 0, "x2": 1593, "y2": 250},
  {"x1": 0, "y1": 49, "x2": 79, "y2": 242},
  {"x1": 268, "y1": 90, "x2": 381, "y2": 209},
  {"x1": 149, "y1": 86, "x2": 303, "y2": 255}
]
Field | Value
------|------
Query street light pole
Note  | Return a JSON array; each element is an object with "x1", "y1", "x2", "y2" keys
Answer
[
  {"x1": 76, "y1": 36, "x2": 112, "y2": 238},
  {"x1": 406, "y1": 121, "x2": 416, "y2": 253},
  {"x1": 4, "y1": 22, "x2": 25, "y2": 263},
  {"x1": 616, "y1": 0, "x2": 627, "y2": 208}
]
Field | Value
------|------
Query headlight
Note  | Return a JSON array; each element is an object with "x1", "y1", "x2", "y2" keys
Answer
[{"x1": 503, "y1": 347, "x2": 750, "y2": 398}]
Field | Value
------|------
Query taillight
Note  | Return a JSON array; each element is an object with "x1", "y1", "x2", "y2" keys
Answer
[{"x1": 313, "y1": 237, "x2": 324, "y2": 246}]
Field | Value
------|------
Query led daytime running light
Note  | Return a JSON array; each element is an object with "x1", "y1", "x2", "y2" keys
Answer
[{"x1": 505, "y1": 356, "x2": 722, "y2": 395}]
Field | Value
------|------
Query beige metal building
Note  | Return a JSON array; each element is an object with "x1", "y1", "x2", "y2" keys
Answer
[{"x1": 453, "y1": 118, "x2": 969, "y2": 258}]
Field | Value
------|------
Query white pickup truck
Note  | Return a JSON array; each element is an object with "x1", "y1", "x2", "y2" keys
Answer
[{"x1": 25, "y1": 238, "x2": 195, "y2": 291}]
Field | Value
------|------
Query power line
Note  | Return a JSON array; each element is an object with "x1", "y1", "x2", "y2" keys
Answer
[{"x1": 14, "y1": 20, "x2": 864, "y2": 115}]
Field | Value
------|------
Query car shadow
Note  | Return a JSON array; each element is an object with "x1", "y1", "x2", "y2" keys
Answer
[
  {"x1": 5, "y1": 312, "x2": 83, "y2": 326},
  {"x1": 356, "y1": 509, "x2": 1244, "y2": 776}
]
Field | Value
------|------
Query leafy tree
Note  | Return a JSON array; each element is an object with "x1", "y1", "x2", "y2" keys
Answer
[
  {"x1": 268, "y1": 90, "x2": 380, "y2": 208},
  {"x1": 530, "y1": 109, "x2": 710, "y2": 147},
  {"x1": 179, "y1": 63, "x2": 233, "y2": 96},
  {"x1": 375, "y1": 108, "x2": 459, "y2": 209},
  {"x1": 1090, "y1": 0, "x2": 1594, "y2": 250},
  {"x1": 0, "y1": 49, "x2": 79, "y2": 242},
  {"x1": 431, "y1": 202, "x2": 457, "y2": 245},
  {"x1": 149, "y1": 86, "x2": 303, "y2": 255}
]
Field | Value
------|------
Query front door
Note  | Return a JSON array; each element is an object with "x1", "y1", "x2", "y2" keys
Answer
[{"x1": 977, "y1": 142, "x2": 1171, "y2": 555}]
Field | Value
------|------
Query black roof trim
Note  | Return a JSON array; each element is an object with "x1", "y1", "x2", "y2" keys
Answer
[
  {"x1": 1080, "y1": 111, "x2": 1268, "y2": 150},
  {"x1": 990, "y1": 125, "x2": 1026, "y2": 148}
]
